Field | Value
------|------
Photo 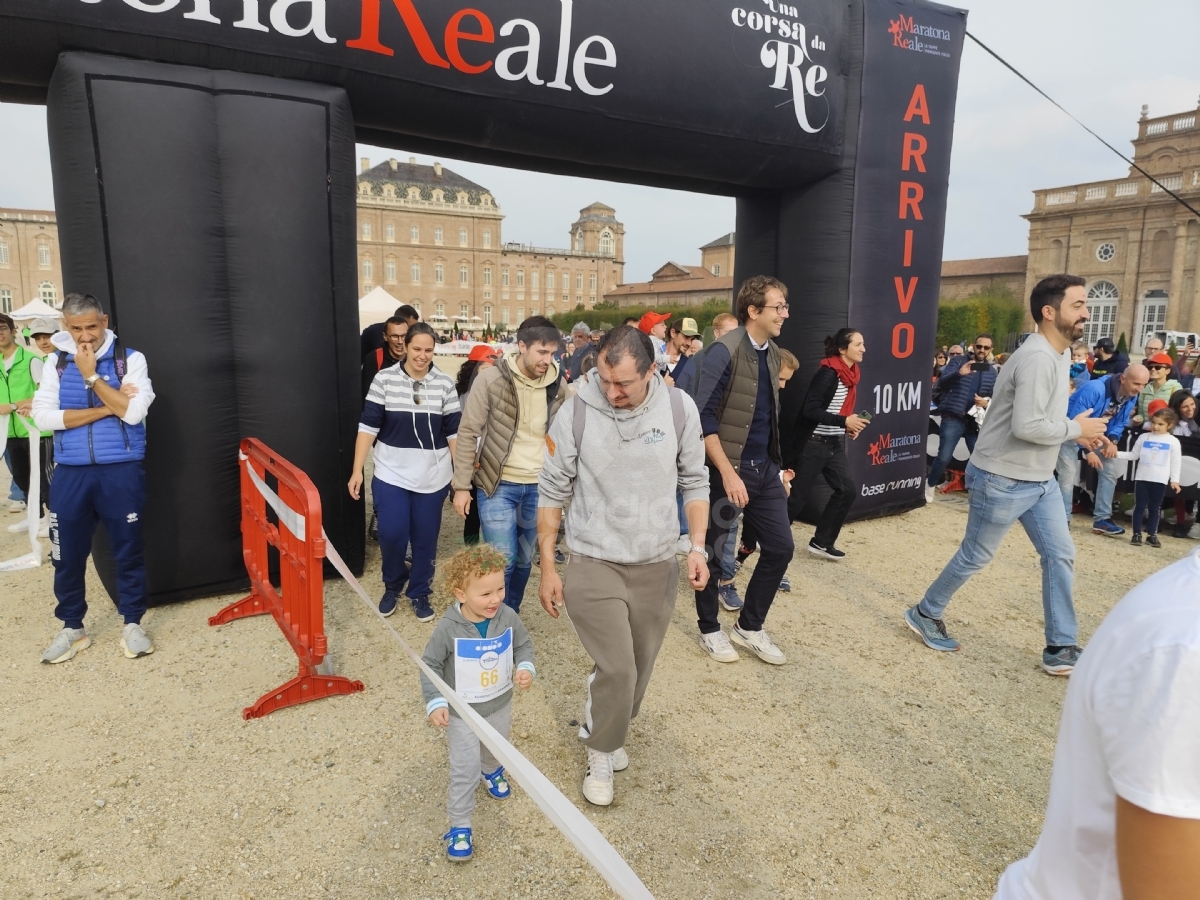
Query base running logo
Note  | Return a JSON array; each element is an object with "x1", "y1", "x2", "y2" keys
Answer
[
  {"x1": 868, "y1": 432, "x2": 924, "y2": 466},
  {"x1": 861, "y1": 476, "x2": 922, "y2": 497},
  {"x1": 888, "y1": 15, "x2": 952, "y2": 58}
]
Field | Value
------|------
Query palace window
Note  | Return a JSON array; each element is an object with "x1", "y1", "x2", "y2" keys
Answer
[
  {"x1": 362, "y1": 257, "x2": 373, "y2": 281},
  {"x1": 531, "y1": 271, "x2": 539, "y2": 290},
  {"x1": 599, "y1": 230, "x2": 613, "y2": 256},
  {"x1": 38, "y1": 244, "x2": 51, "y2": 268},
  {"x1": 589, "y1": 273, "x2": 597, "y2": 291},
  {"x1": 516, "y1": 307, "x2": 524, "y2": 321},
  {"x1": 436, "y1": 302, "x2": 445, "y2": 317},
  {"x1": 546, "y1": 271, "x2": 555, "y2": 290},
  {"x1": 459, "y1": 265, "x2": 469, "y2": 286},
  {"x1": 0, "y1": 242, "x2": 8, "y2": 266},
  {"x1": 460, "y1": 303, "x2": 469, "y2": 319},
  {"x1": 712, "y1": 263, "x2": 720, "y2": 275},
  {"x1": 502, "y1": 269, "x2": 510, "y2": 287},
  {"x1": 483, "y1": 266, "x2": 492, "y2": 286},
  {"x1": 385, "y1": 223, "x2": 395, "y2": 241},
  {"x1": 459, "y1": 228, "x2": 468, "y2": 247},
  {"x1": 501, "y1": 307, "x2": 510, "y2": 325},
  {"x1": 574, "y1": 230, "x2": 584, "y2": 252},
  {"x1": 1083, "y1": 281, "x2": 1119, "y2": 346},
  {"x1": 576, "y1": 273, "x2": 583, "y2": 290},
  {"x1": 484, "y1": 305, "x2": 493, "y2": 326},
  {"x1": 1096, "y1": 242, "x2": 1116, "y2": 262},
  {"x1": 434, "y1": 227, "x2": 443, "y2": 245},
  {"x1": 39, "y1": 282, "x2": 57, "y2": 306},
  {"x1": 516, "y1": 270, "x2": 524, "y2": 288},
  {"x1": 385, "y1": 258, "x2": 396, "y2": 282},
  {"x1": 361, "y1": 222, "x2": 371, "y2": 240},
  {"x1": 411, "y1": 262, "x2": 421, "y2": 283},
  {"x1": 0, "y1": 288, "x2": 11, "y2": 313},
  {"x1": 483, "y1": 230, "x2": 492, "y2": 248},
  {"x1": 435, "y1": 262, "x2": 445, "y2": 284},
  {"x1": 410, "y1": 225, "x2": 419, "y2": 243}
]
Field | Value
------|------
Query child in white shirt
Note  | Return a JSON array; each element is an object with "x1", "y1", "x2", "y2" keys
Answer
[{"x1": 1118, "y1": 406, "x2": 1182, "y2": 547}]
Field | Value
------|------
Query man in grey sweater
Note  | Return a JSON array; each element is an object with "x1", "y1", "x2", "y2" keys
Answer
[
  {"x1": 538, "y1": 326, "x2": 710, "y2": 807},
  {"x1": 905, "y1": 275, "x2": 1110, "y2": 675}
]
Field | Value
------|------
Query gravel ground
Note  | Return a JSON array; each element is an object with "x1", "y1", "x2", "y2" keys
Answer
[{"x1": 0, "y1": 491, "x2": 1192, "y2": 900}]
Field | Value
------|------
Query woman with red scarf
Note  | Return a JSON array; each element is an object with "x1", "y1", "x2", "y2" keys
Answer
[{"x1": 785, "y1": 328, "x2": 868, "y2": 560}]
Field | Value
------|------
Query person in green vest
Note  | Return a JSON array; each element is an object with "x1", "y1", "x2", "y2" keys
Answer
[{"x1": 0, "y1": 313, "x2": 53, "y2": 536}]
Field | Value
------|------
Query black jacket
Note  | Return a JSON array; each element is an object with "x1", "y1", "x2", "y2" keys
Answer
[
  {"x1": 1091, "y1": 350, "x2": 1129, "y2": 378},
  {"x1": 785, "y1": 366, "x2": 846, "y2": 468}
]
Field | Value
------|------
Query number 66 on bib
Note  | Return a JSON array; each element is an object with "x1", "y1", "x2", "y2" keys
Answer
[{"x1": 454, "y1": 628, "x2": 514, "y2": 703}]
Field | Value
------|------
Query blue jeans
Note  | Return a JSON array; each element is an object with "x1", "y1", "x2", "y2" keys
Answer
[
  {"x1": 4, "y1": 448, "x2": 25, "y2": 502},
  {"x1": 919, "y1": 462, "x2": 1077, "y2": 647},
  {"x1": 1056, "y1": 442, "x2": 1080, "y2": 519},
  {"x1": 676, "y1": 491, "x2": 688, "y2": 536},
  {"x1": 927, "y1": 414, "x2": 975, "y2": 488},
  {"x1": 1090, "y1": 455, "x2": 1125, "y2": 522},
  {"x1": 477, "y1": 481, "x2": 539, "y2": 612},
  {"x1": 373, "y1": 477, "x2": 447, "y2": 602}
]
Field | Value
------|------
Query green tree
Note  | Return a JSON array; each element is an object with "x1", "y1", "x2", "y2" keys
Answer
[{"x1": 936, "y1": 287, "x2": 1024, "y2": 351}]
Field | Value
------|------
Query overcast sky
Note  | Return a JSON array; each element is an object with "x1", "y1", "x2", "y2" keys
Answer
[{"x1": 1, "y1": 0, "x2": 1196, "y2": 281}]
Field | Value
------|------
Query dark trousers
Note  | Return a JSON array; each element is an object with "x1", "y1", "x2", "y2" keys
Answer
[
  {"x1": 50, "y1": 462, "x2": 147, "y2": 629},
  {"x1": 695, "y1": 458, "x2": 793, "y2": 635},
  {"x1": 1132, "y1": 481, "x2": 1168, "y2": 536},
  {"x1": 787, "y1": 435, "x2": 856, "y2": 548},
  {"x1": 926, "y1": 413, "x2": 977, "y2": 488},
  {"x1": 373, "y1": 477, "x2": 447, "y2": 601},
  {"x1": 8, "y1": 434, "x2": 54, "y2": 515}
]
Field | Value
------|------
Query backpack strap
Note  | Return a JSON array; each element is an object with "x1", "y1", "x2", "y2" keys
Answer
[
  {"x1": 572, "y1": 393, "x2": 586, "y2": 452},
  {"x1": 375, "y1": 347, "x2": 384, "y2": 370},
  {"x1": 56, "y1": 350, "x2": 69, "y2": 378},
  {"x1": 545, "y1": 377, "x2": 562, "y2": 412},
  {"x1": 668, "y1": 385, "x2": 686, "y2": 447},
  {"x1": 112, "y1": 340, "x2": 127, "y2": 383}
]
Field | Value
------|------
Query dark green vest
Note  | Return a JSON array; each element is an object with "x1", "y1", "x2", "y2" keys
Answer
[{"x1": 713, "y1": 327, "x2": 781, "y2": 472}]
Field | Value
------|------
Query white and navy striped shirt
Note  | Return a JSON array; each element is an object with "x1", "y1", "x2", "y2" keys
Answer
[
  {"x1": 813, "y1": 383, "x2": 848, "y2": 436},
  {"x1": 360, "y1": 363, "x2": 461, "y2": 492}
]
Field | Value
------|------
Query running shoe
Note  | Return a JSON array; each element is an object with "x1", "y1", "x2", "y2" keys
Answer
[
  {"x1": 778, "y1": 572, "x2": 792, "y2": 592},
  {"x1": 582, "y1": 747, "x2": 615, "y2": 806},
  {"x1": 41, "y1": 627, "x2": 90, "y2": 664},
  {"x1": 378, "y1": 589, "x2": 400, "y2": 617},
  {"x1": 611, "y1": 747, "x2": 629, "y2": 772},
  {"x1": 481, "y1": 766, "x2": 511, "y2": 800},
  {"x1": 411, "y1": 596, "x2": 435, "y2": 622},
  {"x1": 120, "y1": 624, "x2": 154, "y2": 659},
  {"x1": 904, "y1": 604, "x2": 960, "y2": 652},
  {"x1": 1042, "y1": 645, "x2": 1082, "y2": 676},
  {"x1": 718, "y1": 582, "x2": 744, "y2": 611},
  {"x1": 367, "y1": 511, "x2": 378, "y2": 542},
  {"x1": 730, "y1": 625, "x2": 786, "y2": 665},
  {"x1": 1092, "y1": 519, "x2": 1126, "y2": 537},
  {"x1": 443, "y1": 828, "x2": 473, "y2": 862},
  {"x1": 807, "y1": 540, "x2": 846, "y2": 560},
  {"x1": 700, "y1": 630, "x2": 739, "y2": 663},
  {"x1": 8, "y1": 499, "x2": 25, "y2": 514},
  {"x1": 1130, "y1": 533, "x2": 1142, "y2": 546},
  {"x1": 1146, "y1": 534, "x2": 1162, "y2": 548}
]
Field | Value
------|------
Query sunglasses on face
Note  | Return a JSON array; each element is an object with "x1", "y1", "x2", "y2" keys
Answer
[{"x1": 1148, "y1": 364, "x2": 1170, "y2": 371}]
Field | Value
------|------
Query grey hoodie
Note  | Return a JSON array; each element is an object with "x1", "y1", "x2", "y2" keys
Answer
[
  {"x1": 538, "y1": 372, "x2": 709, "y2": 565},
  {"x1": 420, "y1": 603, "x2": 536, "y2": 719}
]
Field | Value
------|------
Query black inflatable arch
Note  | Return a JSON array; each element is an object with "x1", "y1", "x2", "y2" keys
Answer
[{"x1": 0, "y1": 0, "x2": 965, "y2": 604}]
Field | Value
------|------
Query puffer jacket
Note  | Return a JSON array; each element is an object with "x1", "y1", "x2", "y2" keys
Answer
[
  {"x1": 451, "y1": 353, "x2": 566, "y2": 496},
  {"x1": 934, "y1": 355, "x2": 997, "y2": 418}
]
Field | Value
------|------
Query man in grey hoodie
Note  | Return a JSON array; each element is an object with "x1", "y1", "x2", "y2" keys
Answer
[
  {"x1": 904, "y1": 275, "x2": 1111, "y2": 675},
  {"x1": 537, "y1": 326, "x2": 710, "y2": 807}
]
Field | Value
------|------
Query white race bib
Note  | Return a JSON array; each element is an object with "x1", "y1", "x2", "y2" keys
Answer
[
  {"x1": 1143, "y1": 439, "x2": 1171, "y2": 467},
  {"x1": 454, "y1": 627, "x2": 514, "y2": 703}
]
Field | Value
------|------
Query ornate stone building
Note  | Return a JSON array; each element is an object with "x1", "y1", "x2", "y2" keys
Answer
[
  {"x1": 1024, "y1": 101, "x2": 1200, "y2": 351},
  {"x1": 603, "y1": 232, "x2": 735, "y2": 308},
  {"x1": 939, "y1": 255, "x2": 1028, "y2": 301},
  {"x1": 0, "y1": 208, "x2": 62, "y2": 314},
  {"x1": 356, "y1": 158, "x2": 623, "y2": 330}
]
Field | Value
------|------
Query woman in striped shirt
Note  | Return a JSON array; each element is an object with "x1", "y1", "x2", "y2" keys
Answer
[{"x1": 349, "y1": 323, "x2": 460, "y2": 622}]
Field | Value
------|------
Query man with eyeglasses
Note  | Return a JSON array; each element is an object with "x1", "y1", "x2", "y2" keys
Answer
[
  {"x1": 361, "y1": 315, "x2": 407, "y2": 400},
  {"x1": 927, "y1": 334, "x2": 997, "y2": 496},
  {"x1": 692, "y1": 276, "x2": 793, "y2": 666}
]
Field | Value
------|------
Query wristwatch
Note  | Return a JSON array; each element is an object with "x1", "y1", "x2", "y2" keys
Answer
[
  {"x1": 689, "y1": 545, "x2": 709, "y2": 561},
  {"x1": 85, "y1": 374, "x2": 102, "y2": 389}
]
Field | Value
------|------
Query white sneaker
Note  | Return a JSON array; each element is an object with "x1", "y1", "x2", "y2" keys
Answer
[
  {"x1": 1189, "y1": 523, "x2": 1200, "y2": 540},
  {"x1": 700, "y1": 630, "x2": 740, "y2": 663},
  {"x1": 7, "y1": 499, "x2": 25, "y2": 514},
  {"x1": 676, "y1": 534, "x2": 692, "y2": 555},
  {"x1": 120, "y1": 623, "x2": 155, "y2": 659},
  {"x1": 38, "y1": 516, "x2": 49, "y2": 538},
  {"x1": 611, "y1": 747, "x2": 629, "y2": 772},
  {"x1": 925, "y1": 486, "x2": 935, "y2": 503},
  {"x1": 730, "y1": 625, "x2": 786, "y2": 665},
  {"x1": 8, "y1": 515, "x2": 48, "y2": 535},
  {"x1": 582, "y1": 747, "x2": 614, "y2": 806}
]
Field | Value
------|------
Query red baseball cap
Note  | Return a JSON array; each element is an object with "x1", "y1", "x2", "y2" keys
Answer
[
  {"x1": 638, "y1": 311, "x2": 671, "y2": 334},
  {"x1": 1146, "y1": 399, "x2": 1170, "y2": 417},
  {"x1": 467, "y1": 345, "x2": 501, "y2": 362},
  {"x1": 1146, "y1": 353, "x2": 1174, "y2": 368}
]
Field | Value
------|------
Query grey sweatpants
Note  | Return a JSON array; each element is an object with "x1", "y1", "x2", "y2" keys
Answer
[
  {"x1": 563, "y1": 554, "x2": 678, "y2": 753},
  {"x1": 447, "y1": 703, "x2": 512, "y2": 828}
]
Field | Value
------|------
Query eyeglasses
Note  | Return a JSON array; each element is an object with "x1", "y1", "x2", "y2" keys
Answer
[
  {"x1": 761, "y1": 303, "x2": 790, "y2": 313},
  {"x1": 974, "y1": 345, "x2": 992, "y2": 352}
]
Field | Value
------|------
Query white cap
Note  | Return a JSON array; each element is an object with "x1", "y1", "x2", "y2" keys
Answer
[{"x1": 26, "y1": 317, "x2": 59, "y2": 336}]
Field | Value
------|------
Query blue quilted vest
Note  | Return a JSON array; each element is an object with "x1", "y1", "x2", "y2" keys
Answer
[{"x1": 55, "y1": 343, "x2": 147, "y2": 465}]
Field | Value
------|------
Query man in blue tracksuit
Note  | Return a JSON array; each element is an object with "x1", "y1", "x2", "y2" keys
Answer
[
  {"x1": 32, "y1": 293, "x2": 156, "y2": 664},
  {"x1": 1056, "y1": 365, "x2": 1148, "y2": 530},
  {"x1": 927, "y1": 335, "x2": 998, "y2": 491}
]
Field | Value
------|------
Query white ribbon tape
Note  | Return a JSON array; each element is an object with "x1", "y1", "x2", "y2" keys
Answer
[
  {"x1": 239, "y1": 452, "x2": 306, "y2": 541},
  {"x1": 0, "y1": 415, "x2": 43, "y2": 572},
  {"x1": 238, "y1": 458, "x2": 655, "y2": 898}
]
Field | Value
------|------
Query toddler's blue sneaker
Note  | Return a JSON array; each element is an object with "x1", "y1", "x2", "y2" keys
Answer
[
  {"x1": 411, "y1": 596, "x2": 435, "y2": 622},
  {"x1": 482, "y1": 766, "x2": 511, "y2": 800},
  {"x1": 443, "y1": 828, "x2": 473, "y2": 862},
  {"x1": 378, "y1": 590, "x2": 400, "y2": 617}
]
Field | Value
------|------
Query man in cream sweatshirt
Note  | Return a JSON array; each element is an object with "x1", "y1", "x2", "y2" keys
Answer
[
  {"x1": 537, "y1": 325, "x2": 710, "y2": 807},
  {"x1": 905, "y1": 275, "x2": 1111, "y2": 675}
]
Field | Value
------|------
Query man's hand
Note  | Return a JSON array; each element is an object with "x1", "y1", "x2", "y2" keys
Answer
[
  {"x1": 428, "y1": 708, "x2": 449, "y2": 727},
  {"x1": 453, "y1": 489, "x2": 472, "y2": 519},
  {"x1": 347, "y1": 470, "x2": 364, "y2": 500},
  {"x1": 958, "y1": 361, "x2": 973, "y2": 377},
  {"x1": 15, "y1": 401, "x2": 32, "y2": 418},
  {"x1": 1101, "y1": 440, "x2": 1119, "y2": 459},
  {"x1": 74, "y1": 342, "x2": 97, "y2": 379},
  {"x1": 974, "y1": 395, "x2": 989, "y2": 408},
  {"x1": 664, "y1": 374, "x2": 675, "y2": 387},
  {"x1": 721, "y1": 469, "x2": 749, "y2": 507},
  {"x1": 1085, "y1": 451, "x2": 1103, "y2": 471},
  {"x1": 1074, "y1": 409, "x2": 1111, "y2": 442},
  {"x1": 781, "y1": 468, "x2": 794, "y2": 498},
  {"x1": 686, "y1": 551, "x2": 709, "y2": 590},
  {"x1": 120, "y1": 382, "x2": 140, "y2": 399},
  {"x1": 514, "y1": 670, "x2": 533, "y2": 690},
  {"x1": 539, "y1": 568, "x2": 564, "y2": 619},
  {"x1": 845, "y1": 414, "x2": 868, "y2": 438}
]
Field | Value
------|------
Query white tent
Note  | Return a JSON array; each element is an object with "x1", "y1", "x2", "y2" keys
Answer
[
  {"x1": 358, "y1": 286, "x2": 400, "y2": 334},
  {"x1": 9, "y1": 298, "x2": 62, "y2": 321}
]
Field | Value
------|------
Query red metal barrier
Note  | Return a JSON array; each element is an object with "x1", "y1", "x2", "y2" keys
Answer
[{"x1": 210, "y1": 437, "x2": 364, "y2": 719}]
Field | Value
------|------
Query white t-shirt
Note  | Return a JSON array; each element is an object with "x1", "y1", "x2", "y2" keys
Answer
[
  {"x1": 1117, "y1": 432, "x2": 1182, "y2": 485},
  {"x1": 994, "y1": 549, "x2": 1200, "y2": 900}
]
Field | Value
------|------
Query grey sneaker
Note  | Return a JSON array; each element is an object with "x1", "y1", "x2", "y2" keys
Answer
[
  {"x1": 718, "y1": 582, "x2": 744, "y2": 611},
  {"x1": 778, "y1": 572, "x2": 792, "y2": 592},
  {"x1": 120, "y1": 623, "x2": 155, "y2": 659},
  {"x1": 41, "y1": 627, "x2": 91, "y2": 664},
  {"x1": 1042, "y1": 645, "x2": 1082, "y2": 676},
  {"x1": 904, "y1": 605, "x2": 960, "y2": 652}
]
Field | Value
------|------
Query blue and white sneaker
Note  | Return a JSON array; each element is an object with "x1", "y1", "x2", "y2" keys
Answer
[
  {"x1": 1092, "y1": 519, "x2": 1126, "y2": 537},
  {"x1": 443, "y1": 828, "x2": 473, "y2": 862},
  {"x1": 779, "y1": 572, "x2": 792, "y2": 592},
  {"x1": 1042, "y1": 645, "x2": 1082, "y2": 676},
  {"x1": 904, "y1": 604, "x2": 960, "y2": 652},
  {"x1": 378, "y1": 590, "x2": 400, "y2": 617},
  {"x1": 411, "y1": 596, "x2": 435, "y2": 622},
  {"x1": 482, "y1": 766, "x2": 511, "y2": 800},
  {"x1": 718, "y1": 582, "x2": 744, "y2": 611}
]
